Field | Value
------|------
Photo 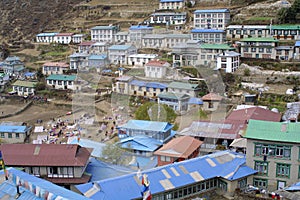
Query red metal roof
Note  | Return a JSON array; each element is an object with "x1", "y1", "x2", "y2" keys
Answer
[
  {"x1": 154, "y1": 136, "x2": 203, "y2": 158},
  {"x1": 226, "y1": 106, "x2": 281, "y2": 122},
  {"x1": 145, "y1": 60, "x2": 169, "y2": 67},
  {"x1": 0, "y1": 144, "x2": 91, "y2": 167},
  {"x1": 202, "y1": 93, "x2": 223, "y2": 101},
  {"x1": 78, "y1": 41, "x2": 96, "y2": 46}
]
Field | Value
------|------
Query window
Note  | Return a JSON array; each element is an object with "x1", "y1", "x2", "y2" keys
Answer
[
  {"x1": 238, "y1": 178, "x2": 247, "y2": 189},
  {"x1": 254, "y1": 161, "x2": 268, "y2": 176},
  {"x1": 208, "y1": 102, "x2": 213, "y2": 108},
  {"x1": 254, "y1": 143, "x2": 291, "y2": 159},
  {"x1": 161, "y1": 156, "x2": 171, "y2": 162},
  {"x1": 15, "y1": 133, "x2": 19, "y2": 138},
  {"x1": 276, "y1": 163, "x2": 290, "y2": 178},
  {"x1": 266, "y1": 48, "x2": 272, "y2": 53},
  {"x1": 0, "y1": 133, "x2": 4, "y2": 138},
  {"x1": 8, "y1": 133, "x2": 12, "y2": 138},
  {"x1": 253, "y1": 178, "x2": 268, "y2": 188}
]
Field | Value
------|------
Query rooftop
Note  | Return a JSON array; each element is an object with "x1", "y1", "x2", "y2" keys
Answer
[
  {"x1": 0, "y1": 144, "x2": 91, "y2": 166},
  {"x1": 46, "y1": 74, "x2": 77, "y2": 81},
  {"x1": 158, "y1": 92, "x2": 190, "y2": 100},
  {"x1": 43, "y1": 62, "x2": 69, "y2": 68},
  {"x1": 154, "y1": 136, "x2": 203, "y2": 158},
  {"x1": 75, "y1": 150, "x2": 256, "y2": 199},
  {"x1": 167, "y1": 81, "x2": 199, "y2": 90},
  {"x1": 91, "y1": 25, "x2": 118, "y2": 30},
  {"x1": 118, "y1": 135, "x2": 163, "y2": 152},
  {"x1": 244, "y1": 120, "x2": 300, "y2": 143},
  {"x1": 145, "y1": 60, "x2": 170, "y2": 67},
  {"x1": 200, "y1": 43, "x2": 234, "y2": 50},
  {"x1": 55, "y1": 33, "x2": 74, "y2": 36},
  {"x1": 240, "y1": 37, "x2": 278, "y2": 42},
  {"x1": 191, "y1": 29, "x2": 225, "y2": 33},
  {"x1": 12, "y1": 80, "x2": 37, "y2": 88},
  {"x1": 129, "y1": 25, "x2": 153, "y2": 30},
  {"x1": 266, "y1": 24, "x2": 300, "y2": 30},
  {"x1": 194, "y1": 9, "x2": 229, "y2": 13},
  {"x1": 117, "y1": 120, "x2": 173, "y2": 133},
  {"x1": 36, "y1": 32, "x2": 58, "y2": 37},
  {"x1": 0, "y1": 125, "x2": 29, "y2": 133},
  {"x1": 108, "y1": 45, "x2": 133, "y2": 50},
  {"x1": 202, "y1": 93, "x2": 223, "y2": 101}
]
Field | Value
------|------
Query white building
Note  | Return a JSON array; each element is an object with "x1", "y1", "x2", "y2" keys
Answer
[
  {"x1": 91, "y1": 25, "x2": 119, "y2": 43},
  {"x1": 194, "y1": 9, "x2": 230, "y2": 29},
  {"x1": 72, "y1": 34, "x2": 85, "y2": 44},
  {"x1": 148, "y1": 12, "x2": 187, "y2": 26},
  {"x1": 78, "y1": 41, "x2": 96, "y2": 54},
  {"x1": 35, "y1": 32, "x2": 58, "y2": 43},
  {"x1": 145, "y1": 60, "x2": 170, "y2": 78},
  {"x1": 12, "y1": 80, "x2": 36, "y2": 96},
  {"x1": 46, "y1": 74, "x2": 79, "y2": 90},
  {"x1": 53, "y1": 33, "x2": 74, "y2": 44},
  {"x1": 216, "y1": 51, "x2": 240, "y2": 73},
  {"x1": 69, "y1": 53, "x2": 89, "y2": 70},
  {"x1": 129, "y1": 25, "x2": 153, "y2": 47},
  {"x1": 114, "y1": 31, "x2": 129, "y2": 43},
  {"x1": 108, "y1": 45, "x2": 137, "y2": 65},
  {"x1": 159, "y1": 0, "x2": 186, "y2": 10},
  {"x1": 142, "y1": 34, "x2": 191, "y2": 49},
  {"x1": 42, "y1": 62, "x2": 69, "y2": 75},
  {"x1": 90, "y1": 42, "x2": 109, "y2": 54},
  {"x1": 191, "y1": 28, "x2": 225, "y2": 43},
  {"x1": 127, "y1": 54, "x2": 159, "y2": 67}
]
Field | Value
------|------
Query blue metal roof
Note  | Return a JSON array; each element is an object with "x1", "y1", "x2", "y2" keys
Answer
[
  {"x1": 285, "y1": 182, "x2": 300, "y2": 191},
  {"x1": 86, "y1": 158, "x2": 135, "y2": 182},
  {"x1": 129, "y1": 80, "x2": 167, "y2": 89},
  {"x1": 68, "y1": 137, "x2": 106, "y2": 158},
  {"x1": 91, "y1": 26, "x2": 118, "y2": 30},
  {"x1": 75, "y1": 150, "x2": 257, "y2": 200},
  {"x1": 191, "y1": 29, "x2": 225, "y2": 33},
  {"x1": 188, "y1": 97, "x2": 203, "y2": 105},
  {"x1": 0, "y1": 181, "x2": 42, "y2": 200},
  {"x1": 108, "y1": 45, "x2": 132, "y2": 50},
  {"x1": 0, "y1": 125, "x2": 28, "y2": 133},
  {"x1": 129, "y1": 79, "x2": 146, "y2": 87},
  {"x1": 295, "y1": 41, "x2": 300, "y2": 47},
  {"x1": 194, "y1": 9, "x2": 229, "y2": 13},
  {"x1": 117, "y1": 120, "x2": 174, "y2": 132},
  {"x1": 0, "y1": 168, "x2": 90, "y2": 200},
  {"x1": 118, "y1": 135, "x2": 163, "y2": 152},
  {"x1": 36, "y1": 32, "x2": 58, "y2": 37},
  {"x1": 130, "y1": 25, "x2": 153, "y2": 30},
  {"x1": 89, "y1": 54, "x2": 107, "y2": 60}
]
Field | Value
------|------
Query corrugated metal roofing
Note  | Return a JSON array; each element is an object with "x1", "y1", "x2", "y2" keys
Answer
[
  {"x1": 129, "y1": 80, "x2": 167, "y2": 89},
  {"x1": 117, "y1": 120, "x2": 173, "y2": 132},
  {"x1": 267, "y1": 24, "x2": 300, "y2": 30},
  {"x1": 240, "y1": 37, "x2": 278, "y2": 42},
  {"x1": 200, "y1": 43, "x2": 234, "y2": 50},
  {"x1": 89, "y1": 54, "x2": 107, "y2": 60},
  {"x1": 188, "y1": 97, "x2": 203, "y2": 105},
  {"x1": 151, "y1": 12, "x2": 186, "y2": 16},
  {"x1": 0, "y1": 125, "x2": 28, "y2": 133},
  {"x1": 0, "y1": 168, "x2": 91, "y2": 200},
  {"x1": 191, "y1": 29, "x2": 225, "y2": 33},
  {"x1": 158, "y1": 92, "x2": 190, "y2": 100},
  {"x1": 36, "y1": 32, "x2": 58, "y2": 37},
  {"x1": 108, "y1": 45, "x2": 133, "y2": 50},
  {"x1": 75, "y1": 150, "x2": 256, "y2": 200},
  {"x1": 0, "y1": 144, "x2": 91, "y2": 166},
  {"x1": 0, "y1": 181, "x2": 42, "y2": 200},
  {"x1": 226, "y1": 25, "x2": 267, "y2": 29},
  {"x1": 194, "y1": 9, "x2": 229, "y2": 13},
  {"x1": 168, "y1": 81, "x2": 199, "y2": 90},
  {"x1": 244, "y1": 120, "x2": 300, "y2": 143},
  {"x1": 118, "y1": 135, "x2": 163, "y2": 152},
  {"x1": 160, "y1": 0, "x2": 183, "y2": 2},
  {"x1": 43, "y1": 62, "x2": 69, "y2": 68},
  {"x1": 68, "y1": 137, "x2": 106, "y2": 158},
  {"x1": 86, "y1": 158, "x2": 134, "y2": 182},
  {"x1": 46, "y1": 74, "x2": 76, "y2": 81},
  {"x1": 91, "y1": 25, "x2": 118, "y2": 30},
  {"x1": 129, "y1": 25, "x2": 153, "y2": 30}
]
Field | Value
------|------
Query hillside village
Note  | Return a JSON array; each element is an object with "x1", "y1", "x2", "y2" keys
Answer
[{"x1": 1, "y1": 0, "x2": 300, "y2": 199}]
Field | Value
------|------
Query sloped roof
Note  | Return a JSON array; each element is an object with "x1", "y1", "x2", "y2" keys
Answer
[
  {"x1": 168, "y1": 81, "x2": 199, "y2": 90},
  {"x1": 191, "y1": 29, "x2": 225, "y2": 33},
  {"x1": 200, "y1": 43, "x2": 234, "y2": 50},
  {"x1": 46, "y1": 74, "x2": 76, "y2": 81},
  {"x1": 194, "y1": 9, "x2": 229, "y2": 13},
  {"x1": 188, "y1": 97, "x2": 203, "y2": 105},
  {"x1": 89, "y1": 54, "x2": 107, "y2": 60},
  {"x1": 129, "y1": 25, "x2": 153, "y2": 30},
  {"x1": 178, "y1": 120, "x2": 246, "y2": 140},
  {"x1": 145, "y1": 60, "x2": 169, "y2": 67},
  {"x1": 154, "y1": 136, "x2": 203, "y2": 158},
  {"x1": 108, "y1": 45, "x2": 133, "y2": 50},
  {"x1": 202, "y1": 93, "x2": 223, "y2": 101},
  {"x1": 0, "y1": 168, "x2": 90, "y2": 200},
  {"x1": 75, "y1": 150, "x2": 256, "y2": 200},
  {"x1": 0, "y1": 125, "x2": 29, "y2": 133},
  {"x1": 158, "y1": 92, "x2": 190, "y2": 100},
  {"x1": 240, "y1": 37, "x2": 278, "y2": 42},
  {"x1": 244, "y1": 120, "x2": 300, "y2": 143},
  {"x1": 12, "y1": 80, "x2": 36, "y2": 88},
  {"x1": 160, "y1": 0, "x2": 183, "y2": 2},
  {"x1": 118, "y1": 120, "x2": 173, "y2": 132},
  {"x1": 86, "y1": 158, "x2": 135, "y2": 182},
  {"x1": 118, "y1": 135, "x2": 163, "y2": 152},
  {"x1": 129, "y1": 80, "x2": 167, "y2": 89},
  {"x1": 295, "y1": 41, "x2": 300, "y2": 47},
  {"x1": 78, "y1": 41, "x2": 96, "y2": 46},
  {"x1": 91, "y1": 25, "x2": 118, "y2": 30},
  {"x1": 226, "y1": 106, "x2": 281, "y2": 123},
  {"x1": 36, "y1": 32, "x2": 58, "y2": 37},
  {"x1": 0, "y1": 144, "x2": 91, "y2": 166},
  {"x1": 55, "y1": 33, "x2": 74, "y2": 36}
]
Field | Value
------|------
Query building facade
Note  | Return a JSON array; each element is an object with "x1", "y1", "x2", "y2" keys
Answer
[
  {"x1": 194, "y1": 9, "x2": 230, "y2": 29},
  {"x1": 90, "y1": 25, "x2": 119, "y2": 43},
  {"x1": 42, "y1": 62, "x2": 69, "y2": 75},
  {"x1": 148, "y1": 12, "x2": 187, "y2": 26},
  {"x1": 53, "y1": 33, "x2": 74, "y2": 44},
  {"x1": 159, "y1": 0, "x2": 186, "y2": 10},
  {"x1": 46, "y1": 74, "x2": 78, "y2": 90},
  {"x1": 144, "y1": 60, "x2": 170, "y2": 78},
  {"x1": 191, "y1": 29, "x2": 225, "y2": 43},
  {"x1": 245, "y1": 120, "x2": 300, "y2": 191},
  {"x1": 0, "y1": 124, "x2": 31, "y2": 143},
  {"x1": 36, "y1": 32, "x2": 58, "y2": 43},
  {"x1": 11, "y1": 80, "x2": 36, "y2": 96},
  {"x1": 108, "y1": 45, "x2": 137, "y2": 65},
  {"x1": 216, "y1": 51, "x2": 240, "y2": 73},
  {"x1": 127, "y1": 54, "x2": 159, "y2": 67}
]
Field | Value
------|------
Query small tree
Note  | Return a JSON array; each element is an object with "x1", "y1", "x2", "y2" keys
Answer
[
  {"x1": 100, "y1": 144, "x2": 124, "y2": 165},
  {"x1": 243, "y1": 68, "x2": 250, "y2": 76}
]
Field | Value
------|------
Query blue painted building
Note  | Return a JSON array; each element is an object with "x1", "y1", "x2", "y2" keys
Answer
[
  {"x1": 1, "y1": 56, "x2": 25, "y2": 76},
  {"x1": 75, "y1": 150, "x2": 257, "y2": 200},
  {"x1": 108, "y1": 45, "x2": 137, "y2": 65},
  {"x1": 0, "y1": 125, "x2": 31, "y2": 143},
  {"x1": 88, "y1": 54, "x2": 108, "y2": 72}
]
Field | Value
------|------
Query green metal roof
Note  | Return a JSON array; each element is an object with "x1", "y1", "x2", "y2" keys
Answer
[
  {"x1": 200, "y1": 44, "x2": 235, "y2": 50},
  {"x1": 168, "y1": 81, "x2": 199, "y2": 90},
  {"x1": 267, "y1": 24, "x2": 300, "y2": 30},
  {"x1": 240, "y1": 37, "x2": 278, "y2": 42},
  {"x1": 158, "y1": 92, "x2": 190, "y2": 100},
  {"x1": 12, "y1": 80, "x2": 36, "y2": 88},
  {"x1": 244, "y1": 120, "x2": 300, "y2": 143},
  {"x1": 46, "y1": 74, "x2": 76, "y2": 81}
]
